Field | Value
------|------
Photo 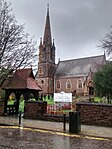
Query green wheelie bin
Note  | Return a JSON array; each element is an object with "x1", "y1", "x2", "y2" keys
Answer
[{"x1": 69, "y1": 111, "x2": 81, "y2": 133}]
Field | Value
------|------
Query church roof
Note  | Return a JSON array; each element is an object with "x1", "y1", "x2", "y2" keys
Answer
[
  {"x1": 2, "y1": 68, "x2": 42, "y2": 90},
  {"x1": 55, "y1": 55, "x2": 106, "y2": 78}
]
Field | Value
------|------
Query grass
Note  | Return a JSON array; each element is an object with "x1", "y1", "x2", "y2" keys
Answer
[
  {"x1": 7, "y1": 100, "x2": 15, "y2": 105},
  {"x1": 8, "y1": 99, "x2": 25, "y2": 113},
  {"x1": 43, "y1": 96, "x2": 54, "y2": 105},
  {"x1": 93, "y1": 97, "x2": 110, "y2": 103},
  {"x1": 94, "y1": 97, "x2": 101, "y2": 103}
]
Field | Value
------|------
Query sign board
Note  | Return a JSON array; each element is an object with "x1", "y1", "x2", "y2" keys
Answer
[{"x1": 54, "y1": 92, "x2": 72, "y2": 102}]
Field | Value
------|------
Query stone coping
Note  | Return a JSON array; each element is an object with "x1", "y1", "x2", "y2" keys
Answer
[
  {"x1": 25, "y1": 101, "x2": 46, "y2": 103},
  {"x1": 76, "y1": 102, "x2": 112, "y2": 107}
]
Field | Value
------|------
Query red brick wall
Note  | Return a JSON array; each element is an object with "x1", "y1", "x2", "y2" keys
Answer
[
  {"x1": 76, "y1": 103, "x2": 112, "y2": 127},
  {"x1": 0, "y1": 101, "x2": 4, "y2": 116},
  {"x1": 36, "y1": 77, "x2": 54, "y2": 94},
  {"x1": 55, "y1": 77, "x2": 84, "y2": 95},
  {"x1": 24, "y1": 101, "x2": 47, "y2": 119}
]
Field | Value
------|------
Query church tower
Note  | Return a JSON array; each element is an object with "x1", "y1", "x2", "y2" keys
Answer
[{"x1": 37, "y1": 5, "x2": 56, "y2": 95}]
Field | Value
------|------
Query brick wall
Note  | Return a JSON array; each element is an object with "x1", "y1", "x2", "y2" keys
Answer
[
  {"x1": 24, "y1": 101, "x2": 67, "y2": 122},
  {"x1": 0, "y1": 101, "x2": 4, "y2": 116},
  {"x1": 55, "y1": 77, "x2": 84, "y2": 94},
  {"x1": 24, "y1": 101, "x2": 47, "y2": 119},
  {"x1": 76, "y1": 103, "x2": 112, "y2": 127}
]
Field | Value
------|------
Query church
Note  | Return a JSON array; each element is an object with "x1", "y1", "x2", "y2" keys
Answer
[{"x1": 35, "y1": 6, "x2": 106, "y2": 97}]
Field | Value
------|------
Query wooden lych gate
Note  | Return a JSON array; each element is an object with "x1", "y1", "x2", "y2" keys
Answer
[{"x1": 2, "y1": 68, "x2": 42, "y2": 115}]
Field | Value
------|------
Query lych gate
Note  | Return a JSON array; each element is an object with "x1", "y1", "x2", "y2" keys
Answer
[{"x1": 2, "y1": 68, "x2": 42, "y2": 115}]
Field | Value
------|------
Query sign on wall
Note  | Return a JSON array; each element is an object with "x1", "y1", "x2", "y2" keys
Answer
[{"x1": 54, "y1": 92, "x2": 72, "y2": 102}]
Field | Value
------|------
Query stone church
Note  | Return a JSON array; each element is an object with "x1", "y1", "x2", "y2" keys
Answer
[{"x1": 36, "y1": 6, "x2": 106, "y2": 96}]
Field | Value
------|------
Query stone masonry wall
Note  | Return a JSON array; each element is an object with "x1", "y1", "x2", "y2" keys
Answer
[
  {"x1": 76, "y1": 103, "x2": 112, "y2": 127},
  {"x1": 24, "y1": 101, "x2": 47, "y2": 119}
]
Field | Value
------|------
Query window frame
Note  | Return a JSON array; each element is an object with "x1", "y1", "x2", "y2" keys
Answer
[
  {"x1": 77, "y1": 79, "x2": 83, "y2": 89},
  {"x1": 57, "y1": 81, "x2": 61, "y2": 89},
  {"x1": 66, "y1": 80, "x2": 71, "y2": 89}
]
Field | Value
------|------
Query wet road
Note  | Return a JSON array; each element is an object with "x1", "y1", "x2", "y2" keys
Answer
[{"x1": 0, "y1": 126, "x2": 112, "y2": 149}]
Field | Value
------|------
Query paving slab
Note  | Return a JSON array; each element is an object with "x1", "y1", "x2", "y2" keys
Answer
[{"x1": 0, "y1": 116, "x2": 112, "y2": 139}]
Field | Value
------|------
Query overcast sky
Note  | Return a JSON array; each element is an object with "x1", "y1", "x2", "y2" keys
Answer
[{"x1": 6, "y1": 0, "x2": 112, "y2": 63}]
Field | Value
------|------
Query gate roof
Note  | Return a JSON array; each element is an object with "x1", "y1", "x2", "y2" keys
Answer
[{"x1": 2, "y1": 68, "x2": 42, "y2": 91}]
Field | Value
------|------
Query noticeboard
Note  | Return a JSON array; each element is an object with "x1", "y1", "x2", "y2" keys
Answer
[{"x1": 54, "y1": 92, "x2": 72, "y2": 102}]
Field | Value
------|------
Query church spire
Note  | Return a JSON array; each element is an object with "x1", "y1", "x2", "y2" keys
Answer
[
  {"x1": 47, "y1": 4, "x2": 49, "y2": 17},
  {"x1": 37, "y1": 4, "x2": 56, "y2": 95},
  {"x1": 43, "y1": 4, "x2": 52, "y2": 46}
]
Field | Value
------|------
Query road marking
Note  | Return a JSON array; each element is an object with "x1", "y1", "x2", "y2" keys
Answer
[{"x1": 0, "y1": 125, "x2": 111, "y2": 142}]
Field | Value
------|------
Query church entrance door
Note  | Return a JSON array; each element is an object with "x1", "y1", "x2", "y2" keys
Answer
[{"x1": 89, "y1": 87, "x2": 94, "y2": 95}]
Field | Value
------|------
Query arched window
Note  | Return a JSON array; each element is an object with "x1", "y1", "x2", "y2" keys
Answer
[
  {"x1": 57, "y1": 81, "x2": 60, "y2": 89},
  {"x1": 78, "y1": 80, "x2": 82, "y2": 89},
  {"x1": 66, "y1": 80, "x2": 71, "y2": 89}
]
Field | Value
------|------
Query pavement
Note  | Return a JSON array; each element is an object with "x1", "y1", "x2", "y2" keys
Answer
[{"x1": 0, "y1": 116, "x2": 112, "y2": 139}]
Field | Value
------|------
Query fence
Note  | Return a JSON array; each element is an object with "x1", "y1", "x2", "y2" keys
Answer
[
  {"x1": 7, "y1": 105, "x2": 17, "y2": 115},
  {"x1": 47, "y1": 103, "x2": 76, "y2": 115}
]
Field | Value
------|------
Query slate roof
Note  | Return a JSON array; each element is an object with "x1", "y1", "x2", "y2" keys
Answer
[
  {"x1": 55, "y1": 55, "x2": 106, "y2": 78},
  {"x1": 2, "y1": 68, "x2": 42, "y2": 90}
]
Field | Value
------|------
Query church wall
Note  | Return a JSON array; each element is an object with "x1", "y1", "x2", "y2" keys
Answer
[
  {"x1": 55, "y1": 77, "x2": 85, "y2": 95},
  {"x1": 36, "y1": 77, "x2": 54, "y2": 94}
]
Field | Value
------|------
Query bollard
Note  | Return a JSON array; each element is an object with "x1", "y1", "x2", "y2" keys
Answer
[
  {"x1": 63, "y1": 114, "x2": 66, "y2": 131},
  {"x1": 19, "y1": 111, "x2": 22, "y2": 125}
]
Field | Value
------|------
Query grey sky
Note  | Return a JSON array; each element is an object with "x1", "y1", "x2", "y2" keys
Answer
[{"x1": 6, "y1": 0, "x2": 112, "y2": 63}]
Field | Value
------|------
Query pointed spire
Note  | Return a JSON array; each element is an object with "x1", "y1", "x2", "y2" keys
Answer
[
  {"x1": 87, "y1": 67, "x2": 93, "y2": 81},
  {"x1": 43, "y1": 4, "x2": 52, "y2": 46},
  {"x1": 53, "y1": 39, "x2": 55, "y2": 47},
  {"x1": 39, "y1": 37, "x2": 42, "y2": 46},
  {"x1": 47, "y1": 3, "x2": 49, "y2": 17},
  {"x1": 89, "y1": 67, "x2": 92, "y2": 72},
  {"x1": 104, "y1": 50, "x2": 106, "y2": 57},
  {"x1": 103, "y1": 50, "x2": 106, "y2": 63}
]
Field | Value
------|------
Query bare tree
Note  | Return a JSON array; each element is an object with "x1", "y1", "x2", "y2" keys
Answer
[
  {"x1": 0, "y1": 0, "x2": 37, "y2": 86},
  {"x1": 100, "y1": 27, "x2": 112, "y2": 59}
]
